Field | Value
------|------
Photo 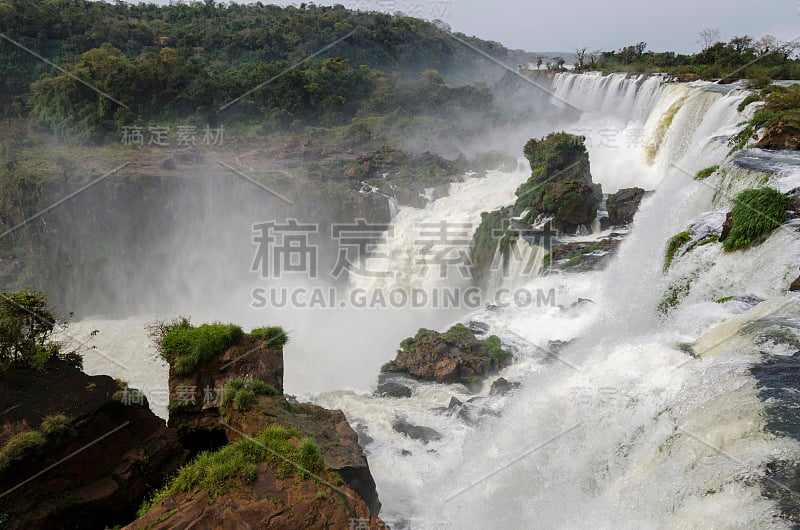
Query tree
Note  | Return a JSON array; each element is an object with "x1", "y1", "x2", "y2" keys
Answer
[
  {"x1": 729, "y1": 35, "x2": 753, "y2": 54},
  {"x1": 536, "y1": 56, "x2": 543, "y2": 70},
  {"x1": 574, "y1": 47, "x2": 587, "y2": 69},
  {"x1": 0, "y1": 290, "x2": 81, "y2": 370},
  {"x1": 698, "y1": 28, "x2": 721, "y2": 52}
]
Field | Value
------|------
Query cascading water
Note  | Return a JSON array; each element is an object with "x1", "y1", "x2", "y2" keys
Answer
[
  {"x1": 314, "y1": 74, "x2": 800, "y2": 528},
  {"x1": 68, "y1": 72, "x2": 800, "y2": 528}
]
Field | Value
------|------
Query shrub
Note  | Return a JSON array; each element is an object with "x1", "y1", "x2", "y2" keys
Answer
[
  {"x1": 0, "y1": 431, "x2": 46, "y2": 473},
  {"x1": 249, "y1": 326, "x2": 289, "y2": 348},
  {"x1": 40, "y1": 414, "x2": 75, "y2": 442},
  {"x1": 159, "y1": 322, "x2": 244, "y2": 375},
  {"x1": 220, "y1": 379, "x2": 279, "y2": 415},
  {"x1": 723, "y1": 188, "x2": 789, "y2": 251},
  {"x1": 246, "y1": 380, "x2": 280, "y2": 396},
  {"x1": 0, "y1": 290, "x2": 81, "y2": 371}
]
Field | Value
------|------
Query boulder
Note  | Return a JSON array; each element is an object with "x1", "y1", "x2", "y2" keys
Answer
[
  {"x1": 791, "y1": 275, "x2": 800, "y2": 292},
  {"x1": 374, "y1": 379, "x2": 413, "y2": 398},
  {"x1": 489, "y1": 377, "x2": 521, "y2": 396},
  {"x1": 391, "y1": 418, "x2": 442, "y2": 443},
  {"x1": 385, "y1": 324, "x2": 512, "y2": 387},
  {"x1": 606, "y1": 187, "x2": 645, "y2": 225},
  {"x1": 757, "y1": 121, "x2": 800, "y2": 151},
  {"x1": 0, "y1": 361, "x2": 187, "y2": 530}
]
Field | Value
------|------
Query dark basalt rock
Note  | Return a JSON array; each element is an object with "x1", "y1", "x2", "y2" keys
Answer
[
  {"x1": 392, "y1": 418, "x2": 442, "y2": 443},
  {"x1": 490, "y1": 377, "x2": 521, "y2": 396},
  {"x1": 0, "y1": 361, "x2": 187, "y2": 530},
  {"x1": 375, "y1": 379, "x2": 413, "y2": 398},
  {"x1": 606, "y1": 187, "x2": 645, "y2": 226}
]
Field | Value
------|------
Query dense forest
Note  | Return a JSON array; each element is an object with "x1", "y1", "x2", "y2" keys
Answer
[{"x1": 0, "y1": 0, "x2": 534, "y2": 141}]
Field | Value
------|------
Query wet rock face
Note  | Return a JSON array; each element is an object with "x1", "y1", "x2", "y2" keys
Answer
[
  {"x1": 0, "y1": 361, "x2": 187, "y2": 530},
  {"x1": 790, "y1": 275, "x2": 800, "y2": 292},
  {"x1": 606, "y1": 187, "x2": 645, "y2": 226}
]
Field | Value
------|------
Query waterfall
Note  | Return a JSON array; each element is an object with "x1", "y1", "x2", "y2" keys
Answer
[
  {"x1": 69, "y1": 71, "x2": 800, "y2": 529},
  {"x1": 313, "y1": 75, "x2": 800, "y2": 529}
]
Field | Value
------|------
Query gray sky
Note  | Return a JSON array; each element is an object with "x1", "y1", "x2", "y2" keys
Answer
[{"x1": 146, "y1": 0, "x2": 798, "y2": 54}]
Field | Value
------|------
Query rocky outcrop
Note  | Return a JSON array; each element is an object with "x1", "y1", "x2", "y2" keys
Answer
[
  {"x1": 167, "y1": 334, "x2": 284, "y2": 451},
  {"x1": 757, "y1": 121, "x2": 800, "y2": 151},
  {"x1": 791, "y1": 275, "x2": 800, "y2": 292},
  {"x1": 163, "y1": 327, "x2": 383, "y2": 519},
  {"x1": 382, "y1": 323, "x2": 512, "y2": 389},
  {"x1": 606, "y1": 187, "x2": 645, "y2": 225},
  {"x1": 0, "y1": 361, "x2": 187, "y2": 530},
  {"x1": 223, "y1": 396, "x2": 382, "y2": 516},
  {"x1": 514, "y1": 132, "x2": 603, "y2": 233},
  {"x1": 124, "y1": 457, "x2": 386, "y2": 530}
]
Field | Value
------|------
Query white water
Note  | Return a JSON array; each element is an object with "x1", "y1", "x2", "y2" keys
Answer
[
  {"x1": 314, "y1": 74, "x2": 800, "y2": 528},
  {"x1": 69, "y1": 73, "x2": 800, "y2": 528}
]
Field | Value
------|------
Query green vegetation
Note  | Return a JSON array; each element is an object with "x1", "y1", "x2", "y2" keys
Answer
[
  {"x1": 522, "y1": 133, "x2": 589, "y2": 182},
  {"x1": 715, "y1": 296, "x2": 735, "y2": 303},
  {"x1": 729, "y1": 85, "x2": 800, "y2": 150},
  {"x1": 664, "y1": 231, "x2": 691, "y2": 271},
  {"x1": 695, "y1": 165, "x2": 719, "y2": 180},
  {"x1": 137, "y1": 425, "x2": 325, "y2": 516},
  {"x1": 0, "y1": 431, "x2": 46, "y2": 473},
  {"x1": 583, "y1": 36, "x2": 800, "y2": 81},
  {"x1": 40, "y1": 414, "x2": 75, "y2": 442},
  {"x1": 0, "y1": 1, "x2": 528, "y2": 141},
  {"x1": 400, "y1": 323, "x2": 512, "y2": 366},
  {"x1": 722, "y1": 188, "x2": 790, "y2": 251},
  {"x1": 219, "y1": 378, "x2": 280, "y2": 416},
  {"x1": 157, "y1": 320, "x2": 243, "y2": 375},
  {"x1": 469, "y1": 207, "x2": 511, "y2": 284},
  {"x1": 249, "y1": 326, "x2": 289, "y2": 348},
  {"x1": 0, "y1": 290, "x2": 81, "y2": 371},
  {"x1": 514, "y1": 133, "x2": 598, "y2": 229},
  {"x1": 150, "y1": 318, "x2": 290, "y2": 375}
]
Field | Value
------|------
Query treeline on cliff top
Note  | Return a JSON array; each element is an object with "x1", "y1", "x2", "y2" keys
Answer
[
  {"x1": 573, "y1": 34, "x2": 800, "y2": 82},
  {"x1": 0, "y1": 0, "x2": 531, "y2": 142}
]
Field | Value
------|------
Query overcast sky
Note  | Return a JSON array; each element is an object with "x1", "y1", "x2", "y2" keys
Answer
[{"x1": 146, "y1": 0, "x2": 798, "y2": 54}]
